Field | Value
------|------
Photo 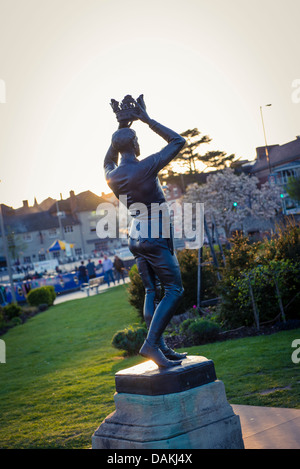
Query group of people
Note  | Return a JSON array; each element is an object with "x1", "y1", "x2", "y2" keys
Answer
[{"x1": 77, "y1": 255, "x2": 127, "y2": 287}]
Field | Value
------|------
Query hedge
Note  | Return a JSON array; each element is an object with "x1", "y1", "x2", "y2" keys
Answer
[{"x1": 27, "y1": 286, "x2": 56, "y2": 307}]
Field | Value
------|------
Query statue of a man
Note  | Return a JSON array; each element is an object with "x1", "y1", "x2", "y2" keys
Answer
[{"x1": 104, "y1": 96, "x2": 187, "y2": 368}]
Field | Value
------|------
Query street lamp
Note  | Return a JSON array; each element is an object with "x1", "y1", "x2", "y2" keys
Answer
[
  {"x1": 0, "y1": 199, "x2": 17, "y2": 303},
  {"x1": 260, "y1": 104, "x2": 272, "y2": 174},
  {"x1": 0, "y1": 80, "x2": 17, "y2": 303}
]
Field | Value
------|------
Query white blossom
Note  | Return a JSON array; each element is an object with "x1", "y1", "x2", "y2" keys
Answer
[{"x1": 182, "y1": 168, "x2": 282, "y2": 238}]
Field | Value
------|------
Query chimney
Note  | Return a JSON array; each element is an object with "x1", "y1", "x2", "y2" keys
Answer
[
  {"x1": 23, "y1": 200, "x2": 29, "y2": 209},
  {"x1": 69, "y1": 190, "x2": 77, "y2": 213}
]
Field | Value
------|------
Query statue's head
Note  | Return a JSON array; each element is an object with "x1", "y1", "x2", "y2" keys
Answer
[{"x1": 111, "y1": 128, "x2": 140, "y2": 157}]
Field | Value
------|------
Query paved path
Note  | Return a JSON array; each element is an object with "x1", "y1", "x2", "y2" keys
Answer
[
  {"x1": 232, "y1": 404, "x2": 300, "y2": 449},
  {"x1": 54, "y1": 277, "x2": 131, "y2": 305}
]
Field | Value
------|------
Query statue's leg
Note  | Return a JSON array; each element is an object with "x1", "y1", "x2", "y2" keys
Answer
[
  {"x1": 153, "y1": 274, "x2": 187, "y2": 360},
  {"x1": 129, "y1": 238, "x2": 182, "y2": 367},
  {"x1": 135, "y1": 256, "x2": 157, "y2": 328},
  {"x1": 135, "y1": 258, "x2": 186, "y2": 361},
  {"x1": 138, "y1": 239, "x2": 185, "y2": 367}
]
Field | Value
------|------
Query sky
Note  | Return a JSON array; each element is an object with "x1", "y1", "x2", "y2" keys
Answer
[{"x1": 0, "y1": 0, "x2": 300, "y2": 209}]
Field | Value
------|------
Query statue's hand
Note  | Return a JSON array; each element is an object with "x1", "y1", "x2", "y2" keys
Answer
[
  {"x1": 132, "y1": 96, "x2": 151, "y2": 124},
  {"x1": 137, "y1": 94, "x2": 146, "y2": 111}
]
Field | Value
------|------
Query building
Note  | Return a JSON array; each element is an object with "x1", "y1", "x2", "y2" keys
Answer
[
  {"x1": 0, "y1": 190, "x2": 123, "y2": 266},
  {"x1": 161, "y1": 183, "x2": 183, "y2": 202},
  {"x1": 250, "y1": 136, "x2": 300, "y2": 216},
  {"x1": 250, "y1": 137, "x2": 300, "y2": 183}
]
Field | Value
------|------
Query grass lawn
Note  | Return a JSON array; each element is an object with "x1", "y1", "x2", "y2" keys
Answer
[{"x1": 0, "y1": 284, "x2": 299, "y2": 449}]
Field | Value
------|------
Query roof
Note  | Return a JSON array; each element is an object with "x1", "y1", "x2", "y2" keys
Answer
[
  {"x1": 72, "y1": 190, "x2": 108, "y2": 211},
  {"x1": 48, "y1": 190, "x2": 109, "y2": 214},
  {"x1": 272, "y1": 161, "x2": 300, "y2": 173},
  {"x1": 251, "y1": 138, "x2": 300, "y2": 174},
  {"x1": 232, "y1": 216, "x2": 275, "y2": 232},
  {"x1": 1, "y1": 211, "x2": 79, "y2": 235},
  {"x1": 0, "y1": 190, "x2": 114, "y2": 236}
]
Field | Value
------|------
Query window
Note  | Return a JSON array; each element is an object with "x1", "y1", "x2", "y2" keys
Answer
[
  {"x1": 64, "y1": 225, "x2": 73, "y2": 233},
  {"x1": 75, "y1": 248, "x2": 82, "y2": 256},
  {"x1": 23, "y1": 256, "x2": 31, "y2": 263},
  {"x1": 39, "y1": 231, "x2": 44, "y2": 244},
  {"x1": 23, "y1": 233, "x2": 32, "y2": 242},
  {"x1": 90, "y1": 220, "x2": 97, "y2": 232},
  {"x1": 38, "y1": 254, "x2": 46, "y2": 261},
  {"x1": 95, "y1": 240, "x2": 108, "y2": 250},
  {"x1": 52, "y1": 251, "x2": 60, "y2": 258},
  {"x1": 48, "y1": 228, "x2": 57, "y2": 238}
]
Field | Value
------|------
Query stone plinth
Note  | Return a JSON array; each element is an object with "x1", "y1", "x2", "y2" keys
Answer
[
  {"x1": 115, "y1": 354, "x2": 217, "y2": 395},
  {"x1": 92, "y1": 356, "x2": 244, "y2": 449}
]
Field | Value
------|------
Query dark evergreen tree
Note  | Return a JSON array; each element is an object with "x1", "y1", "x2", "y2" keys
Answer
[{"x1": 160, "y1": 128, "x2": 237, "y2": 181}]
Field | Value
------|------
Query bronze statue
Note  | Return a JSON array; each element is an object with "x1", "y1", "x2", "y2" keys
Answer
[{"x1": 104, "y1": 95, "x2": 187, "y2": 367}]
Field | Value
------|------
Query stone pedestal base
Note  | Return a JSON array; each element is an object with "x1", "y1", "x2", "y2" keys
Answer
[{"x1": 92, "y1": 356, "x2": 244, "y2": 449}]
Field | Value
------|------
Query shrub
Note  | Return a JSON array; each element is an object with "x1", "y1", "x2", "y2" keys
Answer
[
  {"x1": 3, "y1": 303, "x2": 22, "y2": 320},
  {"x1": 262, "y1": 220, "x2": 300, "y2": 264},
  {"x1": 127, "y1": 248, "x2": 219, "y2": 319},
  {"x1": 46, "y1": 286, "x2": 56, "y2": 304},
  {"x1": 21, "y1": 306, "x2": 39, "y2": 317},
  {"x1": 176, "y1": 250, "x2": 198, "y2": 311},
  {"x1": 0, "y1": 308, "x2": 5, "y2": 328},
  {"x1": 218, "y1": 259, "x2": 300, "y2": 329},
  {"x1": 111, "y1": 326, "x2": 147, "y2": 356},
  {"x1": 127, "y1": 265, "x2": 145, "y2": 320},
  {"x1": 180, "y1": 318, "x2": 220, "y2": 344},
  {"x1": 10, "y1": 317, "x2": 22, "y2": 326},
  {"x1": 27, "y1": 286, "x2": 56, "y2": 307},
  {"x1": 177, "y1": 248, "x2": 219, "y2": 311},
  {"x1": 179, "y1": 318, "x2": 195, "y2": 334},
  {"x1": 223, "y1": 232, "x2": 260, "y2": 277}
]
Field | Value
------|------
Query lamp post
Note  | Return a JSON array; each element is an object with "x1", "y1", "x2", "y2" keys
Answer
[
  {"x1": 56, "y1": 199, "x2": 65, "y2": 241},
  {"x1": 0, "y1": 80, "x2": 17, "y2": 303},
  {"x1": 260, "y1": 104, "x2": 272, "y2": 174},
  {"x1": 0, "y1": 200, "x2": 17, "y2": 303}
]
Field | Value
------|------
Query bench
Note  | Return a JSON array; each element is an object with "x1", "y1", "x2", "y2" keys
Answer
[{"x1": 80, "y1": 276, "x2": 104, "y2": 296}]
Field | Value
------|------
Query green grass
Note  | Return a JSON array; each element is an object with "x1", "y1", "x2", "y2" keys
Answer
[
  {"x1": 187, "y1": 333, "x2": 300, "y2": 409},
  {"x1": 0, "y1": 284, "x2": 299, "y2": 448}
]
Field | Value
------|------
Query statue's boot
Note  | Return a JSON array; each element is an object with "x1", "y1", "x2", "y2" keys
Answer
[
  {"x1": 144, "y1": 313, "x2": 187, "y2": 361},
  {"x1": 139, "y1": 339, "x2": 181, "y2": 368},
  {"x1": 140, "y1": 288, "x2": 183, "y2": 368},
  {"x1": 158, "y1": 336, "x2": 188, "y2": 360}
]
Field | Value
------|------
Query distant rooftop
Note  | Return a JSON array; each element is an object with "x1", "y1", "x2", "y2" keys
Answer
[{"x1": 0, "y1": 190, "x2": 116, "y2": 235}]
